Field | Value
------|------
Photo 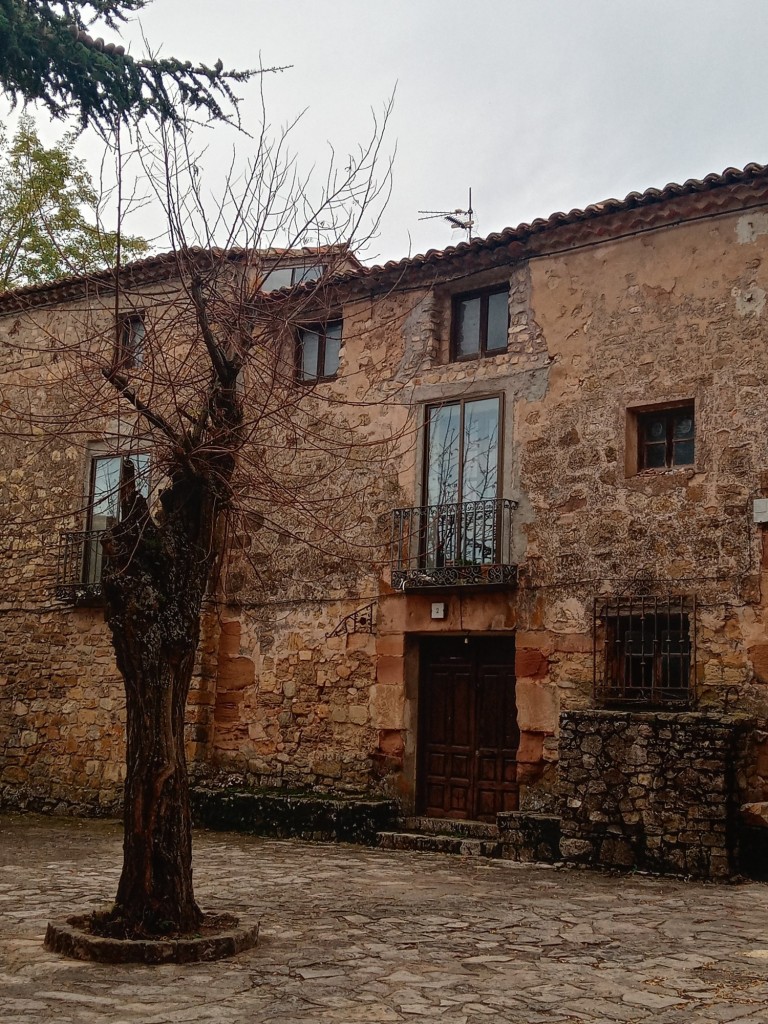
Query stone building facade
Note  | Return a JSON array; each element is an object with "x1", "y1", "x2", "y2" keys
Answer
[{"x1": 4, "y1": 166, "x2": 768, "y2": 853}]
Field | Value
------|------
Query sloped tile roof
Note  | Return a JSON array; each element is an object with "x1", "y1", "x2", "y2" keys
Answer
[{"x1": 335, "y1": 162, "x2": 768, "y2": 286}]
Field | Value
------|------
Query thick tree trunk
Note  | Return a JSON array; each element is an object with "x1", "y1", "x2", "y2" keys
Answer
[
  {"x1": 99, "y1": 462, "x2": 219, "y2": 938},
  {"x1": 112, "y1": 639, "x2": 202, "y2": 935}
]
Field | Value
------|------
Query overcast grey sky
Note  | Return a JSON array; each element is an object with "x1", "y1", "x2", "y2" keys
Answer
[{"x1": 14, "y1": 0, "x2": 768, "y2": 264}]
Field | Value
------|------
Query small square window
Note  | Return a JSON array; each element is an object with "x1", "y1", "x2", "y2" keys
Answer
[
  {"x1": 118, "y1": 313, "x2": 145, "y2": 369},
  {"x1": 297, "y1": 321, "x2": 342, "y2": 381},
  {"x1": 451, "y1": 286, "x2": 509, "y2": 360},
  {"x1": 636, "y1": 404, "x2": 695, "y2": 471}
]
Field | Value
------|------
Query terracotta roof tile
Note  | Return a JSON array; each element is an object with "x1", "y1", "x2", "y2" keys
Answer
[
  {"x1": 2, "y1": 163, "x2": 766, "y2": 311},
  {"x1": 316, "y1": 161, "x2": 768, "y2": 289},
  {"x1": 0, "y1": 244, "x2": 357, "y2": 311}
]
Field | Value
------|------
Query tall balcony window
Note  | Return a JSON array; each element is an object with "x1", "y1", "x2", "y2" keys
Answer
[
  {"x1": 424, "y1": 396, "x2": 500, "y2": 566},
  {"x1": 56, "y1": 453, "x2": 150, "y2": 602},
  {"x1": 391, "y1": 396, "x2": 516, "y2": 590}
]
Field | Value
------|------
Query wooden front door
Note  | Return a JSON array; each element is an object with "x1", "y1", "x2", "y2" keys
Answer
[{"x1": 418, "y1": 637, "x2": 519, "y2": 822}]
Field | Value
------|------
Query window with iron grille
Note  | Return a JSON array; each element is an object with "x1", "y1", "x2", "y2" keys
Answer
[
  {"x1": 57, "y1": 452, "x2": 151, "y2": 602},
  {"x1": 594, "y1": 594, "x2": 695, "y2": 708},
  {"x1": 423, "y1": 395, "x2": 501, "y2": 567},
  {"x1": 84, "y1": 453, "x2": 151, "y2": 585}
]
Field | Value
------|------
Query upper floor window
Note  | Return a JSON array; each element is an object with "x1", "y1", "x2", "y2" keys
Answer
[
  {"x1": 118, "y1": 313, "x2": 145, "y2": 369},
  {"x1": 297, "y1": 321, "x2": 342, "y2": 382},
  {"x1": 452, "y1": 286, "x2": 509, "y2": 360},
  {"x1": 422, "y1": 396, "x2": 502, "y2": 570},
  {"x1": 425, "y1": 396, "x2": 501, "y2": 506},
  {"x1": 84, "y1": 453, "x2": 150, "y2": 585},
  {"x1": 637, "y1": 404, "x2": 695, "y2": 470},
  {"x1": 262, "y1": 264, "x2": 323, "y2": 292}
]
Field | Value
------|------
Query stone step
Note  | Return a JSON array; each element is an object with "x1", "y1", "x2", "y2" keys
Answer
[
  {"x1": 402, "y1": 816, "x2": 500, "y2": 840},
  {"x1": 377, "y1": 831, "x2": 503, "y2": 858},
  {"x1": 496, "y1": 811, "x2": 562, "y2": 864}
]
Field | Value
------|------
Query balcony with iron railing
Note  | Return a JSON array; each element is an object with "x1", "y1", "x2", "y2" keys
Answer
[
  {"x1": 55, "y1": 529, "x2": 107, "y2": 603},
  {"x1": 390, "y1": 498, "x2": 518, "y2": 591}
]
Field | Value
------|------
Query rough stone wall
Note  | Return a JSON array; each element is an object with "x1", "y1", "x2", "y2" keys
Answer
[
  {"x1": 6, "y1": 187, "x2": 768, "y2": 813},
  {"x1": 518, "y1": 205, "x2": 768, "y2": 717},
  {"x1": 204, "y1": 602, "x2": 380, "y2": 794},
  {"x1": 0, "y1": 606, "x2": 125, "y2": 813},
  {"x1": 0, "y1": 284, "x2": 222, "y2": 812},
  {"x1": 558, "y1": 710, "x2": 752, "y2": 879}
]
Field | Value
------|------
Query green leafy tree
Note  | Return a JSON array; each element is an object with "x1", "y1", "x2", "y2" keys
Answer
[
  {"x1": 0, "y1": 114, "x2": 148, "y2": 290},
  {"x1": 0, "y1": 0, "x2": 263, "y2": 130}
]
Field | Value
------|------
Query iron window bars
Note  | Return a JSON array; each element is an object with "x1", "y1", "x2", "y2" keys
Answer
[
  {"x1": 56, "y1": 529, "x2": 106, "y2": 603},
  {"x1": 593, "y1": 593, "x2": 696, "y2": 708}
]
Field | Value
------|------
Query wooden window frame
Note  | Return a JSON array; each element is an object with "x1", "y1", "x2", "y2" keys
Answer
[
  {"x1": 422, "y1": 393, "x2": 504, "y2": 506},
  {"x1": 83, "y1": 452, "x2": 150, "y2": 586},
  {"x1": 117, "y1": 312, "x2": 146, "y2": 370},
  {"x1": 420, "y1": 394, "x2": 505, "y2": 570},
  {"x1": 296, "y1": 320, "x2": 342, "y2": 383},
  {"x1": 262, "y1": 263, "x2": 324, "y2": 292},
  {"x1": 86, "y1": 452, "x2": 151, "y2": 531},
  {"x1": 625, "y1": 400, "x2": 696, "y2": 476},
  {"x1": 451, "y1": 285, "x2": 509, "y2": 361},
  {"x1": 637, "y1": 404, "x2": 695, "y2": 471}
]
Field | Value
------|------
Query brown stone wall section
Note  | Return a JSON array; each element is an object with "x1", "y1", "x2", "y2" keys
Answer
[
  {"x1": 0, "y1": 607, "x2": 126, "y2": 813},
  {"x1": 514, "y1": 635, "x2": 557, "y2": 803},
  {"x1": 207, "y1": 602, "x2": 380, "y2": 794}
]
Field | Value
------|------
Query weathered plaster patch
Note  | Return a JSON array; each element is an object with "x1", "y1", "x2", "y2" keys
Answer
[
  {"x1": 732, "y1": 285, "x2": 767, "y2": 317},
  {"x1": 737, "y1": 213, "x2": 768, "y2": 244}
]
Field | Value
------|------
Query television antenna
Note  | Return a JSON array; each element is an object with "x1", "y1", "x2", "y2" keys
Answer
[{"x1": 418, "y1": 187, "x2": 474, "y2": 243}]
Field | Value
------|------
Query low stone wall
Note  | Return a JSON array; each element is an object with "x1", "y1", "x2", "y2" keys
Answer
[
  {"x1": 191, "y1": 788, "x2": 398, "y2": 844},
  {"x1": 558, "y1": 710, "x2": 754, "y2": 880}
]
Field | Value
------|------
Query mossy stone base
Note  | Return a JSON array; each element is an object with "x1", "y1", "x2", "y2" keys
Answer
[{"x1": 44, "y1": 911, "x2": 259, "y2": 963}]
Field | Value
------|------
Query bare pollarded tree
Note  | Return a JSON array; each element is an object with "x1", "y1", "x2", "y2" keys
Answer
[{"x1": 0, "y1": 104, "x2": 407, "y2": 938}]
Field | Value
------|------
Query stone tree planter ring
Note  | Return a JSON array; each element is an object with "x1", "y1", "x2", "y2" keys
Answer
[{"x1": 44, "y1": 912, "x2": 260, "y2": 964}]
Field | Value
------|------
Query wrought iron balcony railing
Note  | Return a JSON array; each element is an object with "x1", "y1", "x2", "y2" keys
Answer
[
  {"x1": 390, "y1": 498, "x2": 518, "y2": 591},
  {"x1": 55, "y1": 529, "x2": 107, "y2": 603}
]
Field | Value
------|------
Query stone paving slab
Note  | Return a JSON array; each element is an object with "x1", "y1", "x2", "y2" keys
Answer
[{"x1": 2, "y1": 815, "x2": 768, "y2": 1023}]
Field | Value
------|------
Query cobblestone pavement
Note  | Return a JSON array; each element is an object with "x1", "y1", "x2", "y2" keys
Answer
[{"x1": 2, "y1": 815, "x2": 768, "y2": 1023}]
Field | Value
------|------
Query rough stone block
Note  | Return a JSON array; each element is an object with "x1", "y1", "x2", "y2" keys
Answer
[
  {"x1": 376, "y1": 656, "x2": 405, "y2": 687},
  {"x1": 348, "y1": 705, "x2": 368, "y2": 726},
  {"x1": 217, "y1": 656, "x2": 255, "y2": 690},
  {"x1": 750, "y1": 645, "x2": 768, "y2": 684},
  {"x1": 376, "y1": 597, "x2": 407, "y2": 635},
  {"x1": 346, "y1": 633, "x2": 376, "y2": 654},
  {"x1": 741, "y1": 801, "x2": 768, "y2": 828},
  {"x1": 516, "y1": 731, "x2": 544, "y2": 764},
  {"x1": 377, "y1": 729, "x2": 404, "y2": 757},
  {"x1": 375, "y1": 634, "x2": 406, "y2": 658},
  {"x1": 515, "y1": 648, "x2": 549, "y2": 679},
  {"x1": 559, "y1": 838, "x2": 593, "y2": 860},
  {"x1": 516, "y1": 679, "x2": 559, "y2": 733},
  {"x1": 369, "y1": 684, "x2": 405, "y2": 729}
]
